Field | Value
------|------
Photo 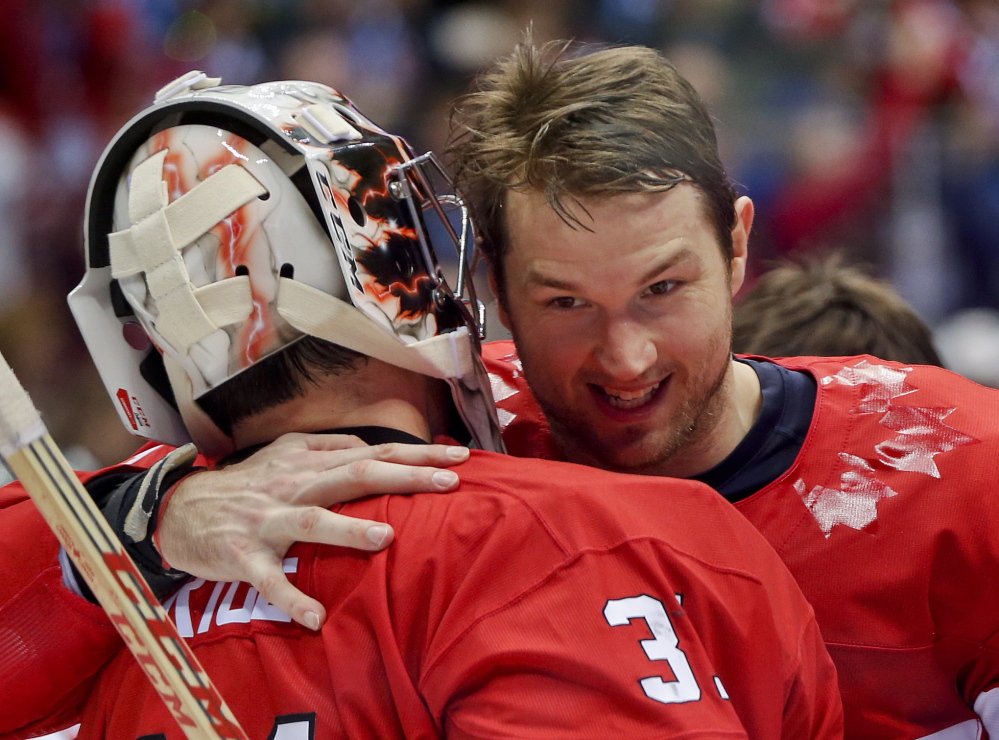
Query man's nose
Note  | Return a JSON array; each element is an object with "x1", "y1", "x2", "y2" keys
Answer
[{"x1": 594, "y1": 316, "x2": 658, "y2": 380}]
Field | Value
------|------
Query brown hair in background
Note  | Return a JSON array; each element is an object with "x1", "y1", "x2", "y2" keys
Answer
[{"x1": 733, "y1": 253, "x2": 943, "y2": 366}]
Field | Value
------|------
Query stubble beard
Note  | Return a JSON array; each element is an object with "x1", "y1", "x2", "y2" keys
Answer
[{"x1": 540, "y1": 354, "x2": 732, "y2": 477}]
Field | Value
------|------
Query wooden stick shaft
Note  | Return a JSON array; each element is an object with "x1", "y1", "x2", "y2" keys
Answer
[{"x1": 6, "y1": 435, "x2": 247, "y2": 740}]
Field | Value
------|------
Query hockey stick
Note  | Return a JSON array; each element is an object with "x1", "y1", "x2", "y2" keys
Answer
[{"x1": 0, "y1": 353, "x2": 248, "y2": 740}]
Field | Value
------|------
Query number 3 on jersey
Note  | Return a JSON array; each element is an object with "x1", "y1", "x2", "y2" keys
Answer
[{"x1": 604, "y1": 594, "x2": 702, "y2": 704}]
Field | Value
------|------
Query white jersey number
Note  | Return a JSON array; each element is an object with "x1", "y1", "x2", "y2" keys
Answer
[
  {"x1": 267, "y1": 714, "x2": 315, "y2": 740},
  {"x1": 604, "y1": 594, "x2": 702, "y2": 704}
]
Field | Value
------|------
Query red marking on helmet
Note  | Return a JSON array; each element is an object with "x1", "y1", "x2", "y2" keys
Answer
[
  {"x1": 117, "y1": 389, "x2": 138, "y2": 430},
  {"x1": 176, "y1": 134, "x2": 273, "y2": 366},
  {"x1": 352, "y1": 212, "x2": 430, "y2": 319},
  {"x1": 150, "y1": 131, "x2": 190, "y2": 204},
  {"x1": 369, "y1": 275, "x2": 433, "y2": 319},
  {"x1": 363, "y1": 155, "x2": 404, "y2": 206},
  {"x1": 150, "y1": 131, "x2": 275, "y2": 367}
]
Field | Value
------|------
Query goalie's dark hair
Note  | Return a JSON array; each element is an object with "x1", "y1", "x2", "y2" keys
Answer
[{"x1": 197, "y1": 337, "x2": 366, "y2": 436}]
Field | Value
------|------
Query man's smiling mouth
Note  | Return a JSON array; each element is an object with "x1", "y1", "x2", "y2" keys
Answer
[{"x1": 598, "y1": 381, "x2": 663, "y2": 410}]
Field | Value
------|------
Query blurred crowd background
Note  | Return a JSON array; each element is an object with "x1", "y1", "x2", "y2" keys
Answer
[{"x1": 2, "y1": 0, "x2": 999, "y2": 472}]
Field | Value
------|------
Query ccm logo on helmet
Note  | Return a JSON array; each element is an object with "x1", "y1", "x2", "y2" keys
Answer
[
  {"x1": 314, "y1": 170, "x2": 363, "y2": 293},
  {"x1": 116, "y1": 389, "x2": 150, "y2": 431}
]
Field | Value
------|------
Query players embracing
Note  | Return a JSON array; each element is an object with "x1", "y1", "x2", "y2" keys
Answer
[
  {"x1": 3, "y1": 38, "x2": 999, "y2": 740},
  {"x1": 1, "y1": 66, "x2": 839, "y2": 739}
]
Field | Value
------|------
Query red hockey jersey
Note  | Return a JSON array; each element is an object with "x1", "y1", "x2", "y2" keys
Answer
[
  {"x1": 0, "y1": 468, "x2": 121, "y2": 738},
  {"x1": 485, "y1": 342, "x2": 999, "y2": 740},
  {"x1": 75, "y1": 452, "x2": 839, "y2": 740}
]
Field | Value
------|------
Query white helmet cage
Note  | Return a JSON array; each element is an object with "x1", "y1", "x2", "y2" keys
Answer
[{"x1": 70, "y1": 73, "x2": 504, "y2": 458}]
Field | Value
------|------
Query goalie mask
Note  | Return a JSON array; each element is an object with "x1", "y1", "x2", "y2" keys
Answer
[{"x1": 70, "y1": 72, "x2": 504, "y2": 458}]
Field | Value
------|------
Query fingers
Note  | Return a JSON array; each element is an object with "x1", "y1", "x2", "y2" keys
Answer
[
  {"x1": 248, "y1": 508, "x2": 399, "y2": 629},
  {"x1": 264, "y1": 506, "x2": 396, "y2": 551},
  {"x1": 297, "y1": 459, "x2": 460, "y2": 505},
  {"x1": 243, "y1": 551, "x2": 327, "y2": 630},
  {"x1": 288, "y1": 432, "x2": 471, "y2": 467},
  {"x1": 308, "y1": 440, "x2": 470, "y2": 470}
]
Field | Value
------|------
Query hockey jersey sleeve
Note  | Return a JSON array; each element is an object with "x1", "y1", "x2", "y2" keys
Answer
[
  {"x1": 780, "y1": 612, "x2": 844, "y2": 740},
  {"x1": 0, "y1": 443, "x2": 179, "y2": 738},
  {"x1": 0, "y1": 477, "x2": 120, "y2": 738}
]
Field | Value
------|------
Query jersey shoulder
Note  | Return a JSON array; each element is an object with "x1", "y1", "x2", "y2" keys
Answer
[
  {"x1": 324, "y1": 451, "x2": 803, "y2": 628},
  {"x1": 773, "y1": 355, "x2": 999, "y2": 467},
  {"x1": 450, "y1": 452, "x2": 801, "y2": 596},
  {"x1": 771, "y1": 354, "x2": 999, "y2": 412}
]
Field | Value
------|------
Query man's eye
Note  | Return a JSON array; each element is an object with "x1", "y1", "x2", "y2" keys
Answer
[
  {"x1": 647, "y1": 280, "x2": 676, "y2": 296},
  {"x1": 550, "y1": 296, "x2": 580, "y2": 309}
]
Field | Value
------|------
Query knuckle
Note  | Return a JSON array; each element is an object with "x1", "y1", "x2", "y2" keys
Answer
[
  {"x1": 347, "y1": 517, "x2": 369, "y2": 540},
  {"x1": 228, "y1": 537, "x2": 257, "y2": 561},
  {"x1": 255, "y1": 571, "x2": 283, "y2": 599},
  {"x1": 295, "y1": 506, "x2": 323, "y2": 535},
  {"x1": 373, "y1": 442, "x2": 399, "y2": 460},
  {"x1": 345, "y1": 458, "x2": 377, "y2": 481},
  {"x1": 278, "y1": 431, "x2": 304, "y2": 446},
  {"x1": 335, "y1": 434, "x2": 365, "y2": 448}
]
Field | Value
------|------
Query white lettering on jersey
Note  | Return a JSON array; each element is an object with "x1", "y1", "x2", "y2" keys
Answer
[
  {"x1": 165, "y1": 558, "x2": 297, "y2": 637},
  {"x1": 914, "y1": 719, "x2": 980, "y2": 739},
  {"x1": 976, "y1": 687, "x2": 999, "y2": 738},
  {"x1": 713, "y1": 676, "x2": 730, "y2": 700},
  {"x1": 267, "y1": 713, "x2": 315, "y2": 740},
  {"x1": 130, "y1": 713, "x2": 316, "y2": 740},
  {"x1": 604, "y1": 594, "x2": 701, "y2": 704}
]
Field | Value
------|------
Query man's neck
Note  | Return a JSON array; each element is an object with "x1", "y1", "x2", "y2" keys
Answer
[
  {"x1": 662, "y1": 358, "x2": 763, "y2": 479},
  {"x1": 231, "y1": 360, "x2": 444, "y2": 450}
]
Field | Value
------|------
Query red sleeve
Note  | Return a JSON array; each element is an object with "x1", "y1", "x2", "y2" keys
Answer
[
  {"x1": 420, "y1": 548, "x2": 751, "y2": 740},
  {"x1": 0, "y1": 478, "x2": 119, "y2": 738},
  {"x1": 0, "y1": 443, "x2": 203, "y2": 740},
  {"x1": 782, "y1": 615, "x2": 844, "y2": 740},
  {"x1": 0, "y1": 443, "x2": 184, "y2": 738}
]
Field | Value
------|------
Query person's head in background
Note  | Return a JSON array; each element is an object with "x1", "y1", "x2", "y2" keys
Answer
[{"x1": 733, "y1": 253, "x2": 943, "y2": 366}]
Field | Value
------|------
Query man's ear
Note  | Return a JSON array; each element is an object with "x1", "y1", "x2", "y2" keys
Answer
[
  {"x1": 487, "y1": 268, "x2": 512, "y2": 331},
  {"x1": 729, "y1": 196, "x2": 754, "y2": 297}
]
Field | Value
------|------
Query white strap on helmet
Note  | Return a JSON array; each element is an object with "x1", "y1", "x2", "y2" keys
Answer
[
  {"x1": 106, "y1": 150, "x2": 265, "y2": 354},
  {"x1": 275, "y1": 278, "x2": 474, "y2": 380},
  {"x1": 154, "y1": 70, "x2": 222, "y2": 103},
  {"x1": 294, "y1": 105, "x2": 363, "y2": 145}
]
